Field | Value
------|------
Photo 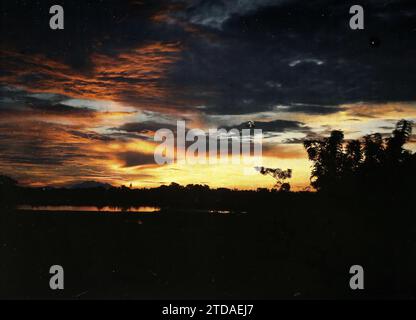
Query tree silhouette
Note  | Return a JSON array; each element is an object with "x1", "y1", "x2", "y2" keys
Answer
[
  {"x1": 345, "y1": 139, "x2": 362, "y2": 172},
  {"x1": 385, "y1": 119, "x2": 413, "y2": 163},
  {"x1": 363, "y1": 133, "x2": 384, "y2": 168},
  {"x1": 256, "y1": 166, "x2": 292, "y2": 191},
  {"x1": 303, "y1": 130, "x2": 346, "y2": 191},
  {"x1": 304, "y1": 119, "x2": 415, "y2": 193}
]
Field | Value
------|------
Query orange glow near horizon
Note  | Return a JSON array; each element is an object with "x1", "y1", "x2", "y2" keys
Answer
[
  {"x1": 0, "y1": 95, "x2": 414, "y2": 191},
  {"x1": 1, "y1": 46, "x2": 415, "y2": 191}
]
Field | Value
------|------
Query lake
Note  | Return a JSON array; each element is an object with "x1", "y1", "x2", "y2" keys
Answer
[
  {"x1": 16, "y1": 205, "x2": 247, "y2": 215},
  {"x1": 17, "y1": 205, "x2": 161, "y2": 213}
]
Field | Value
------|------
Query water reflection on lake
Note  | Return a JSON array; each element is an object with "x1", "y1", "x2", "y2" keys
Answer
[
  {"x1": 16, "y1": 206, "x2": 248, "y2": 215},
  {"x1": 17, "y1": 205, "x2": 161, "y2": 213}
]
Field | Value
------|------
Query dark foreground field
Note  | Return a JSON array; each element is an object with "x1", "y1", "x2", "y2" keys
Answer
[{"x1": 1, "y1": 194, "x2": 416, "y2": 300}]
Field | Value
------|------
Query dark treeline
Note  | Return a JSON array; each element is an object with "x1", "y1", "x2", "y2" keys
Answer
[{"x1": 2, "y1": 180, "x2": 317, "y2": 211}]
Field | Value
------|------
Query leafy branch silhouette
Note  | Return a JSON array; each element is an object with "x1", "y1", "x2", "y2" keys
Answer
[{"x1": 255, "y1": 166, "x2": 292, "y2": 191}]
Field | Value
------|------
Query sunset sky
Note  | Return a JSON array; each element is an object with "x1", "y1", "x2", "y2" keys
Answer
[{"x1": 1, "y1": 0, "x2": 415, "y2": 190}]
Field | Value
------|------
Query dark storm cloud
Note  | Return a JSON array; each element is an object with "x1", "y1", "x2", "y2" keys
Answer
[
  {"x1": 0, "y1": 86, "x2": 97, "y2": 116},
  {"x1": 116, "y1": 118, "x2": 310, "y2": 139},
  {"x1": 251, "y1": 119, "x2": 309, "y2": 133},
  {"x1": 183, "y1": 0, "x2": 284, "y2": 29},
  {"x1": 67, "y1": 130, "x2": 114, "y2": 142},
  {"x1": 167, "y1": 0, "x2": 416, "y2": 113},
  {"x1": 277, "y1": 104, "x2": 345, "y2": 115},
  {"x1": 117, "y1": 151, "x2": 159, "y2": 167},
  {"x1": 114, "y1": 121, "x2": 179, "y2": 134},
  {"x1": 1, "y1": 0, "x2": 415, "y2": 117},
  {"x1": 223, "y1": 119, "x2": 310, "y2": 134},
  {"x1": 282, "y1": 132, "x2": 325, "y2": 144}
]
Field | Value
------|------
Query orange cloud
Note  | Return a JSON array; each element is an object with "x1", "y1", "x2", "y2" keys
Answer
[{"x1": 0, "y1": 42, "x2": 183, "y2": 111}]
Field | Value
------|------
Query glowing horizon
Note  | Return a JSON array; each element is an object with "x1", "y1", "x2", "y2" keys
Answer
[{"x1": 1, "y1": 2, "x2": 415, "y2": 191}]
